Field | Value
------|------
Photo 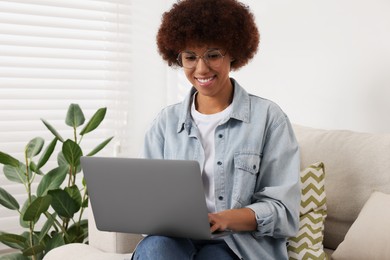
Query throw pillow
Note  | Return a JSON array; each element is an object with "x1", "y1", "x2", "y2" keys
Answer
[
  {"x1": 288, "y1": 162, "x2": 327, "y2": 260},
  {"x1": 332, "y1": 191, "x2": 390, "y2": 260}
]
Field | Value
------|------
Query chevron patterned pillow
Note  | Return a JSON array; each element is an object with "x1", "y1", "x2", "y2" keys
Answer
[{"x1": 288, "y1": 162, "x2": 327, "y2": 260}]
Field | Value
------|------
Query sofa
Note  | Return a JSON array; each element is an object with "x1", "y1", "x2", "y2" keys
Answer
[{"x1": 44, "y1": 125, "x2": 390, "y2": 259}]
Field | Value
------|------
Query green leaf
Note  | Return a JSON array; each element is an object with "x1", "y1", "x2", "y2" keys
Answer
[
  {"x1": 57, "y1": 151, "x2": 67, "y2": 166},
  {"x1": 37, "y1": 137, "x2": 58, "y2": 169},
  {"x1": 22, "y1": 244, "x2": 44, "y2": 256},
  {"x1": 80, "y1": 107, "x2": 107, "y2": 135},
  {"x1": 38, "y1": 212, "x2": 57, "y2": 242},
  {"x1": 3, "y1": 231, "x2": 30, "y2": 250},
  {"x1": 0, "y1": 240, "x2": 24, "y2": 251},
  {"x1": 0, "y1": 252, "x2": 30, "y2": 260},
  {"x1": 86, "y1": 136, "x2": 114, "y2": 156},
  {"x1": 48, "y1": 189, "x2": 79, "y2": 218},
  {"x1": 75, "y1": 164, "x2": 82, "y2": 174},
  {"x1": 3, "y1": 164, "x2": 31, "y2": 184},
  {"x1": 41, "y1": 119, "x2": 64, "y2": 142},
  {"x1": 36, "y1": 166, "x2": 68, "y2": 197},
  {"x1": 0, "y1": 187, "x2": 20, "y2": 211},
  {"x1": 0, "y1": 233, "x2": 26, "y2": 245},
  {"x1": 0, "y1": 151, "x2": 20, "y2": 167},
  {"x1": 29, "y1": 161, "x2": 44, "y2": 176},
  {"x1": 82, "y1": 198, "x2": 88, "y2": 208},
  {"x1": 65, "y1": 104, "x2": 85, "y2": 128},
  {"x1": 23, "y1": 195, "x2": 52, "y2": 222},
  {"x1": 66, "y1": 223, "x2": 88, "y2": 243},
  {"x1": 45, "y1": 233, "x2": 65, "y2": 254},
  {"x1": 25, "y1": 137, "x2": 44, "y2": 159},
  {"x1": 65, "y1": 185, "x2": 82, "y2": 209},
  {"x1": 0, "y1": 232, "x2": 29, "y2": 251},
  {"x1": 62, "y1": 140, "x2": 83, "y2": 167},
  {"x1": 19, "y1": 196, "x2": 36, "y2": 228},
  {"x1": 67, "y1": 219, "x2": 88, "y2": 243},
  {"x1": 60, "y1": 151, "x2": 84, "y2": 173}
]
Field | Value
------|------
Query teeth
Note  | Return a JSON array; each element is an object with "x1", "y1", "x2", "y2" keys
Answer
[{"x1": 197, "y1": 77, "x2": 214, "y2": 83}]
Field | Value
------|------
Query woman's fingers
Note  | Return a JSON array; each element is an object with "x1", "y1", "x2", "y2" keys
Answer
[{"x1": 208, "y1": 212, "x2": 228, "y2": 232}]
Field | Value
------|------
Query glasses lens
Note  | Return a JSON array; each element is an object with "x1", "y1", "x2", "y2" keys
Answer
[
  {"x1": 204, "y1": 50, "x2": 224, "y2": 68},
  {"x1": 179, "y1": 52, "x2": 197, "y2": 68}
]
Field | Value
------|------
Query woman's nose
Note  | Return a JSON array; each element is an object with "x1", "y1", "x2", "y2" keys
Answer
[{"x1": 195, "y1": 57, "x2": 210, "y2": 73}]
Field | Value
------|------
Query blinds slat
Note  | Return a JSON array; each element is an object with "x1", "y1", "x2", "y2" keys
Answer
[
  {"x1": 0, "y1": 1, "x2": 132, "y2": 22},
  {"x1": 0, "y1": 79, "x2": 131, "y2": 89},
  {"x1": 0, "y1": 108, "x2": 127, "y2": 119},
  {"x1": 0, "y1": 12, "x2": 132, "y2": 32},
  {"x1": 0, "y1": 56, "x2": 131, "y2": 70},
  {"x1": 0, "y1": 88, "x2": 128, "y2": 98},
  {"x1": 0, "y1": 45, "x2": 132, "y2": 60},
  {"x1": 0, "y1": 23, "x2": 132, "y2": 42},
  {"x1": 0, "y1": 68, "x2": 131, "y2": 80},
  {"x1": 0, "y1": 34, "x2": 131, "y2": 51},
  {"x1": 0, "y1": 0, "x2": 132, "y2": 13}
]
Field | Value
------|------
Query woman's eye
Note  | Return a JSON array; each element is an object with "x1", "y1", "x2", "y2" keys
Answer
[
  {"x1": 207, "y1": 53, "x2": 221, "y2": 60},
  {"x1": 185, "y1": 56, "x2": 197, "y2": 61}
]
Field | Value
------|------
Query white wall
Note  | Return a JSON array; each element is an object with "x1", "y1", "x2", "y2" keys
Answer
[
  {"x1": 128, "y1": 0, "x2": 390, "y2": 155},
  {"x1": 233, "y1": 0, "x2": 390, "y2": 133},
  {"x1": 126, "y1": 0, "x2": 170, "y2": 156}
]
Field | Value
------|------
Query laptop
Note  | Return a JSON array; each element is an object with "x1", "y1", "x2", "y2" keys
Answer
[{"x1": 81, "y1": 156, "x2": 233, "y2": 240}]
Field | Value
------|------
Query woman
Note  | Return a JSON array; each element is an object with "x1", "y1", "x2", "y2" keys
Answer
[{"x1": 133, "y1": 0, "x2": 300, "y2": 259}]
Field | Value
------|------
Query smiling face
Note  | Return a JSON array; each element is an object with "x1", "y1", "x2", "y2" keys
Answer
[{"x1": 182, "y1": 45, "x2": 233, "y2": 114}]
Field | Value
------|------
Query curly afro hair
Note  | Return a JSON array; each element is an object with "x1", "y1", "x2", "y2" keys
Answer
[{"x1": 156, "y1": 0, "x2": 260, "y2": 71}]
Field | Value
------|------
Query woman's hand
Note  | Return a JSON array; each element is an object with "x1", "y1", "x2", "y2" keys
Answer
[{"x1": 208, "y1": 208, "x2": 257, "y2": 233}]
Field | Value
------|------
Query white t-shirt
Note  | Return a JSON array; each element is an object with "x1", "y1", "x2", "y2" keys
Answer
[{"x1": 191, "y1": 94, "x2": 232, "y2": 213}]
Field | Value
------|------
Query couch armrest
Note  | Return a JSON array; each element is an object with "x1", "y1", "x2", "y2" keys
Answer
[{"x1": 88, "y1": 205, "x2": 143, "y2": 253}]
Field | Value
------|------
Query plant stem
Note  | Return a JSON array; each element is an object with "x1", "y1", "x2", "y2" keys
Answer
[
  {"x1": 78, "y1": 135, "x2": 84, "y2": 145},
  {"x1": 73, "y1": 126, "x2": 77, "y2": 144},
  {"x1": 44, "y1": 212, "x2": 69, "y2": 238},
  {"x1": 24, "y1": 152, "x2": 36, "y2": 260},
  {"x1": 67, "y1": 165, "x2": 73, "y2": 187},
  {"x1": 73, "y1": 126, "x2": 78, "y2": 186},
  {"x1": 24, "y1": 154, "x2": 31, "y2": 204},
  {"x1": 78, "y1": 188, "x2": 88, "y2": 224},
  {"x1": 72, "y1": 166, "x2": 76, "y2": 186},
  {"x1": 29, "y1": 221, "x2": 37, "y2": 260}
]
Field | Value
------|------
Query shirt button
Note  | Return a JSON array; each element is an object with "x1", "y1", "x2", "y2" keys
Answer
[
  {"x1": 218, "y1": 196, "x2": 224, "y2": 201},
  {"x1": 218, "y1": 134, "x2": 223, "y2": 138},
  {"x1": 217, "y1": 161, "x2": 222, "y2": 166}
]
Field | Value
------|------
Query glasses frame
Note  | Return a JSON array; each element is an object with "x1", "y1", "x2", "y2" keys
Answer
[{"x1": 176, "y1": 49, "x2": 226, "y2": 69}]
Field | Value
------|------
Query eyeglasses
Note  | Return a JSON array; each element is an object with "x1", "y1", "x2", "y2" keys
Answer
[{"x1": 177, "y1": 49, "x2": 226, "y2": 69}]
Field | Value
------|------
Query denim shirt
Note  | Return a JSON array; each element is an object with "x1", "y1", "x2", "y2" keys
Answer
[{"x1": 142, "y1": 79, "x2": 300, "y2": 260}]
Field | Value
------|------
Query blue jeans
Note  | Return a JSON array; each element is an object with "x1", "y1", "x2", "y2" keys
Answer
[{"x1": 132, "y1": 235, "x2": 240, "y2": 260}]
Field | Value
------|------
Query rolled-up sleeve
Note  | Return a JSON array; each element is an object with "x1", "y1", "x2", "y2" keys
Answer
[{"x1": 246, "y1": 116, "x2": 301, "y2": 238}]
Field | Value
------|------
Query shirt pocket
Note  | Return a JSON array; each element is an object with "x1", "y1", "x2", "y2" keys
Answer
[{"x1": 232, "y1": 152, "x2": 261, "y2": 207}]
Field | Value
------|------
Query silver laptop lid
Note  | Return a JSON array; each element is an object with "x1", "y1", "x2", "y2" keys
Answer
[{"x1": 82, "y1": 157, "x2": 216, "y2": 240}]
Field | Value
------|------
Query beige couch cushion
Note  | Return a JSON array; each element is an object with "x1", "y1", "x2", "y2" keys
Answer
[
  {"x1": 43, "y1": 243, "x2": 133, "y2": 260},
  {"x1": 293, "y1": 125, "x2": 390, "y2": 250},
  {"x1": 332, "y1": 191, "x2": 390, "y2": 260}
]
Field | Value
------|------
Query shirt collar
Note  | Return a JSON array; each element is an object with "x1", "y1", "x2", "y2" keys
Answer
[{"x1": 177, "y1": 78, "x2": 250, "y2": 133}]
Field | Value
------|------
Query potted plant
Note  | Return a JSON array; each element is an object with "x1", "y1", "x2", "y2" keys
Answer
[{"x1": 0, "y1": 104, "x2": 114, "y2": 260}]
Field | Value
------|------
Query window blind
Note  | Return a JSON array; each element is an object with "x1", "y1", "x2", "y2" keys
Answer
[{"x1": 0, "y1": 0, "x2": 132, "y2": 253}]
